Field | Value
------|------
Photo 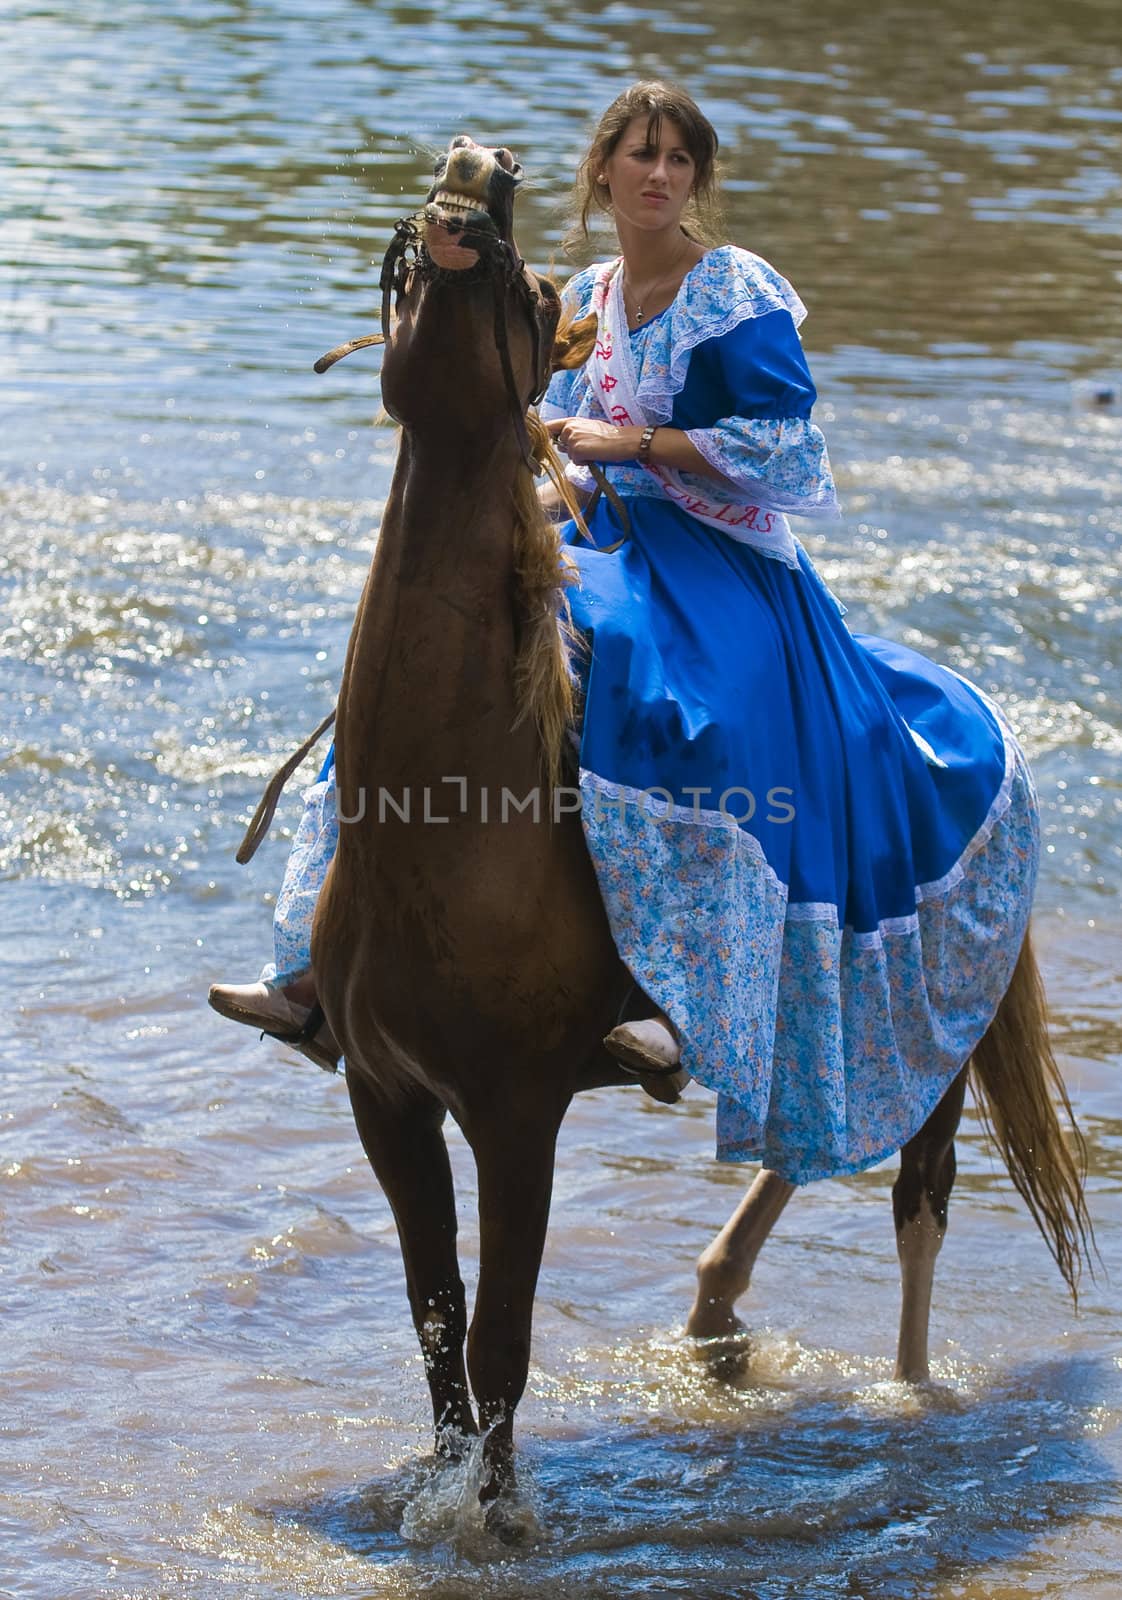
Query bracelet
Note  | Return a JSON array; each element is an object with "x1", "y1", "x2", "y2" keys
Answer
[{"x1": 637, "y1": 424, "x2": 657, "y2": 465}]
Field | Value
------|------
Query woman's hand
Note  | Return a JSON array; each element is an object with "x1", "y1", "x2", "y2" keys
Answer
[
  {"x1": 545, "y1": 417, "x2": 642, "y2": 464},
  {"x1": 544, "y1": 416, "x2": 732, "y2": 487}
]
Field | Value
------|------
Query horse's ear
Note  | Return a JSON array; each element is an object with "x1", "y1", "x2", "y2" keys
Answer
[{"x1": 550, "y1": 310, "x2": 598, "y2": 372}]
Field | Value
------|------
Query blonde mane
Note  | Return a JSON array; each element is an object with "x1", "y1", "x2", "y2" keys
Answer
[
  {"x1": 510, "y1": 416, "x2": 589, "y2": 791},
  {"x1": 510, "y1": 301, "x2": 601, "y2": 790}
]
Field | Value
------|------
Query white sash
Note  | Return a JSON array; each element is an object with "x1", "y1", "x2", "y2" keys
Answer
[{"x1": 586, "y1": 261, "x2": 800, "y2": 568}]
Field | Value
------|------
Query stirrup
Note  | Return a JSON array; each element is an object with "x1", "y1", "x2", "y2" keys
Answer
[{"x1": 260, "y1": 1000, "x2": 341, "y2": 1075}]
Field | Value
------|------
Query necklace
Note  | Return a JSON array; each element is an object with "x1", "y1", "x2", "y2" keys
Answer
[{"x1": 624, "y1": 239, "x2": 696, "y2": 326}]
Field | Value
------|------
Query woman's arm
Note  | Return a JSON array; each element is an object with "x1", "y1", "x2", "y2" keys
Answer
[{"x1": 544, "y1": 416, "x2": 731, "y2": 484}]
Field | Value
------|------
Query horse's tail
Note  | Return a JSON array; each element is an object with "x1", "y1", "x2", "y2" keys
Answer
[{"x1": 969, "y1": 926, "x2": 1094, "y2": 1301}]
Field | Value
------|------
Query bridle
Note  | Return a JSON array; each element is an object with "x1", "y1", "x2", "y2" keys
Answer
[
  {"x1": 315, "y1": 207, "x2": 629, "y2": 540},
  {"x1": 316, "y1": 211, "x2": 553, "y2": 472}
]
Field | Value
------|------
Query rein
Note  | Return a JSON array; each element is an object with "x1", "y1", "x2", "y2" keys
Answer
[{"x1": 235, "y1": 207, "x2": 626, "y2": 864}]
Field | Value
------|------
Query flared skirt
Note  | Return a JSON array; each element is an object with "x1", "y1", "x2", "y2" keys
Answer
[{"x1": 562, "y1": 496, "x2": 1037, "y2": 1184}]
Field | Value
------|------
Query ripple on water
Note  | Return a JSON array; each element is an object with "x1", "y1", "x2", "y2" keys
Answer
[{"x1": 228, "y1": 1340, "x2": 1116, "y2": 1599}]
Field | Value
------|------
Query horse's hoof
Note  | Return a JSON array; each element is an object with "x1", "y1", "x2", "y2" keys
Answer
[
  {"x1": 483, "y1": 1490, "x2": 541, "y2": 1546},
  {"x1": 687, "y1": 1325, "x2": 754, "y2": 1382}
]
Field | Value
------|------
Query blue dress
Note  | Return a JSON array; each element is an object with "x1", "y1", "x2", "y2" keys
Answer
[
  {"x1": 264, "y1": 247, "x2": 1037, "y2": 1186},
  {"x1": 539, "y1": 248, "x2": 1037, "y2": 1184}
]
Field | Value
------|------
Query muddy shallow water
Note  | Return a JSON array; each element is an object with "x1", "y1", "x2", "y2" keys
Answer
[{"x1": 2, "y1": 0, "x2": 1121, "y2": 1595}]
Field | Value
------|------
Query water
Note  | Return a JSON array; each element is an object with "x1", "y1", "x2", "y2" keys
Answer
[{"x1": 2, "y1": 1, "x2": 1121, "y2": 1595}]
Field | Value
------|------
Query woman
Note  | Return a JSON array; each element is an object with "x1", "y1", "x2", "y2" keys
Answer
[{"x1": 212, "y1": 83, "x2": 1036, "y2": 1182}]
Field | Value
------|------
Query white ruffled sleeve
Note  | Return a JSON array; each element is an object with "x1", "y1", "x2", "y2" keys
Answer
[
  {"x1": 685, "y1": 416, "x2": 840, "y2": 519},
  {"x1": 636, "y1": 248, "x2": 841, "y2": 519}
]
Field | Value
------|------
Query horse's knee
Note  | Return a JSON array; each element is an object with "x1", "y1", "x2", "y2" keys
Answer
[
  {"x1": 466, "y1": 1303, "x2": 532, "y2": 1419},
  {"x1": 420, "y1": 1296, "x2": 467, "y2": 1365},
  {"x1": 894, "y1": 1073, "x2": 966, "y2": 1237},
  {"x1": 893, "y1": 1140, "x2": 957, "y2": 1237}
]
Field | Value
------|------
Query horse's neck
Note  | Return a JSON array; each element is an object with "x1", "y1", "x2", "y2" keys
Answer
[{"x1": 334, "y1": 430, "x2": 539, "y2": 820}]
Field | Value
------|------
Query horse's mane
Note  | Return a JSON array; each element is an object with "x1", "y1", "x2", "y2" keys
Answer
[
  {"x1": 508, "y1": 299, "x2": 600, "y2": 791},
  {"x1": 510, "y1": 422, "x2": 582, "y2": 793}
]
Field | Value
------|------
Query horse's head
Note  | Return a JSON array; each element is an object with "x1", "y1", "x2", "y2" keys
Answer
[
  {"x1": 378, "y1": 137, "x2": 561, "y2": 442},
  {"x1": 425, "y1": 136, "x2": 524, "y2": 270}
]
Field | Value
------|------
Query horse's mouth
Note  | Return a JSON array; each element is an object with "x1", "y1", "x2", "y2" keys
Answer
[
  {"x1": 422, "y1": 140, "x2": 519, "y2": 271},
  {"x1": 425, "y1": 189, "x2": 495, "y2": 230},
  {"x1": 421, "y1": 186, "x2": 502, "y2": 272}
]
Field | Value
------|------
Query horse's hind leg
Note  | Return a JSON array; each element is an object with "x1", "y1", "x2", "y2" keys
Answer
[
  {"x1": 686, "y1": 1168, "x2": 796, "y2": 1338},
  {"x1": 894, "y1": 1068, "x2": 968, "y2": 1382},
  {"x1": 346, "y1": 1067, "x2": 476, "y2": 1445}
]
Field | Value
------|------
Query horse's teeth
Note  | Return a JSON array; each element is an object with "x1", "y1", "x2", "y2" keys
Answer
[{"x1": 431, "y1": 189, "x2": 488, "y2": 215}]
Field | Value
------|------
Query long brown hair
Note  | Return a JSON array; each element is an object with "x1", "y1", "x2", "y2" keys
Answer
[{"x1": 566, "y1": 81, "x2": 724, "y2": 253}]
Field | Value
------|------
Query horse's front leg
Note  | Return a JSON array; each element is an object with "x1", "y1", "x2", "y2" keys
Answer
[
  {"x1": 463, "y1": 1095, "x2": 564, "y2": 1506},
  {"x1": 346, "y1": 1066, "x2": 477, "y2": 1447},
  {"x1": 686, "y1": 1167, "x2": 796, "y2": 1337}
]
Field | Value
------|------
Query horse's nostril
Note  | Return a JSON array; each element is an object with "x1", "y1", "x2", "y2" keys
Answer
[
  {"x1": 450, "y1": 136, "x2": 473, "y2": 150},
  {"x1": 494, "y1": 147, "x2": 514, "y2": 171}
]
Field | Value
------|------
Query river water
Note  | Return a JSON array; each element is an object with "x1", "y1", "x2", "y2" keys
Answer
[{"x1": 2, "y1": 1, "x2": 1121, "y2": 1595}]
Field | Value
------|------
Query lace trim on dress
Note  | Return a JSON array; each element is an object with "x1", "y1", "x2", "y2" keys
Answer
[
  {"x1": 555, "y1": 248, "x2": 809, "y2": 426},
  {"x1": 637, "y1": 247, "x2": 808, "y2": 424},
  {"x1": 686, "y1": 418, "x2": 840, "y2": 519}
]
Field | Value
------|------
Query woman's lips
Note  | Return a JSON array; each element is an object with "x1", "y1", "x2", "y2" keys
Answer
[{"x1": 641, "y1": 191, "x2": 668, "y2": 203}]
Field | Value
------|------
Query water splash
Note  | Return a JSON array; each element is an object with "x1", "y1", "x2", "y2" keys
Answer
[{"x1": 397, "y1": 1434, "x2": 544, "y2": 1551}]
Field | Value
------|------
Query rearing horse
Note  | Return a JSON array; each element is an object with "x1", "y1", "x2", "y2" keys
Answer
[
  {"x1": 309, "y1": 137, "x2": 1089, "y2": 1510},
  {"x1": 313, "y1": 137, "x2": 635, "y2": 1502}
]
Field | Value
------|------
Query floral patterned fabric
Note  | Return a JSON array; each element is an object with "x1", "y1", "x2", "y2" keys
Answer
[
  {"x1": 685, "y1": 415, "x2": 839, "y2": 517},
  {"x1": 579, "y1": 728, "x2": 1036, "y2": 1184},
  {"x1": 260, "y1": 758, "x2": 337, "y2": 988}
]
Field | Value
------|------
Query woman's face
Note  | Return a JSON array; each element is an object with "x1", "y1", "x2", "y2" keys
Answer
[{"x1": 600, "y1": 113, "x2": 697, "y2": 235}]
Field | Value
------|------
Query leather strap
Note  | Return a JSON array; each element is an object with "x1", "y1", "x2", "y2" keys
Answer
[{"x1": 235, "y1": 708, "x2": 337, "y2": 864}]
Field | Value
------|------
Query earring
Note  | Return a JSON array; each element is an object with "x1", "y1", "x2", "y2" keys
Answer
[{"x1": 597, "y1": 174, "x2": 607, "y2": 184}]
